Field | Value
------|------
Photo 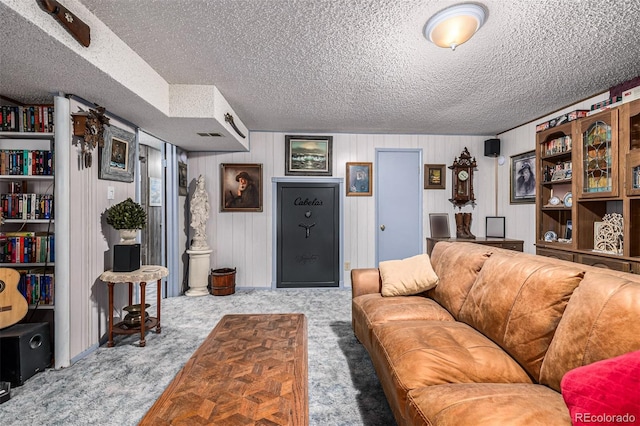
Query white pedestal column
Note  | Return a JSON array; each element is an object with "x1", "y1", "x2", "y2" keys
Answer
[{"x1": 186, "y1": 248, "x2": 212, "y2": 296}]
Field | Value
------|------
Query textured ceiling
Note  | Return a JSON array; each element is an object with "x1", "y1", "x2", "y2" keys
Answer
[{"x1": 2, "y1": 0, "x2": 640, "y2": 150}]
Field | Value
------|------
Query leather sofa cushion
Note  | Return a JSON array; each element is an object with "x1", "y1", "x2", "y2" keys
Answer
[
  {"x1": 458, "y1": 253, "x2": 584, "y2": 380},
  {"x1": 370, "y1": 320, "x2": 532, "y2": 420},
  {"x1": 352, "y1": 294, "x2": 454, "y2": 350},
  {"x1": 429, "y1": 242, "x2": 495, "y2": 318},
  {"x1": 540, "y1": 272, "x2": 640, "y2": 391},
  {"x1": 406, "y1": 383, "x2": 571, "y2": 425}
]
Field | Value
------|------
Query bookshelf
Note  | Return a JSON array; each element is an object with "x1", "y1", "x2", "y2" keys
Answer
[{"x1": 0, "y1": 115, "x2": 55, "y2": 311}]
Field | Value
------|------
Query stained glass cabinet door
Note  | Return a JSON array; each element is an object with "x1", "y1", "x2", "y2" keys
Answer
[{"x1": 577, "y1": 109, "x2": 619, "y2": 199}]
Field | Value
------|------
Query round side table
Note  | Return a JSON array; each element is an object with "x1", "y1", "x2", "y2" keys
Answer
[{"x1": 99, "y1": 265, "x2": 169, "y2": 347}]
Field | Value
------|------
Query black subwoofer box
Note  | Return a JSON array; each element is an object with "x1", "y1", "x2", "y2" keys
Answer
[
  {"x1": 113, "y1": 243, "x2": 141, "y2": 272},
  {"x1": 0, "y1": 322, "x2": 51, "y2": 386},
  {"x1": 484, "y1": 138, "x2": 501, "y2": 157}
]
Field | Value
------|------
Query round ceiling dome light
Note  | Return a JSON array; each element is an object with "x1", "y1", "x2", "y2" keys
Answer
[{"x1": 424, "y1": 3, "x2": 487, "y2": 51}]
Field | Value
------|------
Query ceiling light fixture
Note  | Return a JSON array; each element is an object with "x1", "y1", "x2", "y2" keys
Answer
[{"x1": 424, "y1": 3, "x2": 486, "y2": 51}]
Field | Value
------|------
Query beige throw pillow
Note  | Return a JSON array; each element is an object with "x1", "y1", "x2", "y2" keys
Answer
[{"x1": 379, "y1": 254, "x2": 439, "y2": 297}]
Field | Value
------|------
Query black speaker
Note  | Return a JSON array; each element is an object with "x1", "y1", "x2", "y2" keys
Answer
[
  {"x1": 113, "y1": 244, "x2": 141, "y2": 272},
  {"x1": 484, "y1": 138, "x2": 501, "y2": 157},
  {"x1": 0, "y1": 323, "x2": 51, "y2": 386}
]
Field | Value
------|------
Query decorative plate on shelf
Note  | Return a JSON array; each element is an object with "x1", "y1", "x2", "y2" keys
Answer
[
  {"x1": 544, "y1": 231, "x2": 558, "y2": 242},
  {"x1": 563, "y1": 192, "x2": 573, "y2": 208},
  {"x1": 548, "y1": 196, "x2": 561, "y2": 206}
]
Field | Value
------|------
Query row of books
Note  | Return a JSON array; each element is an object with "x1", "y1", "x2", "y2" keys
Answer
[
  {"x1": 1, "y1": 193, "x2": 53, "y2": 220},
  {"x1": 0, "y1": 232, "x2": 54, "y2": 263},
  {"x1": 0, "y1": 105, "x2": 54, "y2": 133},
  {"x1": 17, "y1": 272, "x2": 54, "y2": 305},
  {"x1": 542, "y1": 135, "x2": 572, "y2": 157},
  {"x1": 0, "y1": 149, "x2": 54, "y2": 176}
]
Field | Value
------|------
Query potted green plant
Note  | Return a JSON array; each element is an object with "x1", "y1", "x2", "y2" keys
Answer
[{"x1": 105, "y1": 198, "x2": 147, "y2": 244}]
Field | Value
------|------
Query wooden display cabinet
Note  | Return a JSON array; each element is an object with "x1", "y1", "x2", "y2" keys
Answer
[
  {"x1": 535, "y1": 121, "x2": 577, "y2": 250},
  {"x1": 536, "y1": 99, "x2": 640, "y2": 272}
]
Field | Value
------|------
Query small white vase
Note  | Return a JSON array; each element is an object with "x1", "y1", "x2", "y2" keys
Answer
[{"x1": 119, "y1": 229, "x2": 138, "y2": 245}]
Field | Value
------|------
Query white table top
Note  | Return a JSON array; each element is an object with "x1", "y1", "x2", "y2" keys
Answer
[{"x1": 99, "y1": 265, "x2": 169, "y2": 284}]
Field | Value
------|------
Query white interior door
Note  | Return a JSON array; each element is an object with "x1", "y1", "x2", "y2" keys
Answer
[{"x1": 376, "y1": 149, "x2": 423, "y2": 264}]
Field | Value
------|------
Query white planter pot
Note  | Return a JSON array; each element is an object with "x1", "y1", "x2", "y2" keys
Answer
[{"x1": 119, "y1": 229, "x2": 138, "y2": 245}]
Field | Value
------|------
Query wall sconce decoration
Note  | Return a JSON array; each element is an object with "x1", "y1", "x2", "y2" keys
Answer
[{"x1": 71, "y1": 106, "x2": 109, "y2": 168}]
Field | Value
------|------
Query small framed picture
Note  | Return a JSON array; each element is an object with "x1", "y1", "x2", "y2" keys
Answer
[
  {"x1": 148, "y1": 177, "x2": 162, "y2": 207},
  {"x1": 510, "y1": 150, "x2": 536, "y2": 204},
  {"x1": 429, "y1": 213, "x2": 451, "y2": 238},
  {"x1": 486, "y1": 216, "x2": 506, "y2": 238},
  {"x1": 284, "y1": 135, "x2": 333, "y2": 176},
  {"x1": 346, "y1": 162, "x2": 372, "y2": 196},
  {"x1": 99, "y1": 125, "x2": 136, "y2": 182},
  {"x1": 220, "y1": 163, "x2": 263, "y2": 212},
  {"x1": 178, "y1": 161, "x2": 188, "y2": 196},
  {"x1": 565, "y1": 220, "x2": 573, "y2": 240},
  {"x1": 424, "y1": 164, "x2": 446, "y2": 189}
]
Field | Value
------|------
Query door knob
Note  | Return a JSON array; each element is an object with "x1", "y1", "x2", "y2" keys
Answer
[{"x1": 380, "y1": 225, "x2": 385, "y2": 231}]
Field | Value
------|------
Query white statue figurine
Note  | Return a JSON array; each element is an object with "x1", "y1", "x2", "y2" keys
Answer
[{"x1": 190, "y1": 175, "x2": 210, "y2": 249}]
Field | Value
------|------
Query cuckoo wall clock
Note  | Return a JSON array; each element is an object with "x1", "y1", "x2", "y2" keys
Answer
[{"x1": 449, "y1": 147, "x2": 477, "y2": 209}]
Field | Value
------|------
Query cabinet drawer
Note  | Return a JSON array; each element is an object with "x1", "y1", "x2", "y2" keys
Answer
[
  {"x1": 536, "y1": 248, "x2": 575, "y2": 262},
  {"x1": 576, "y1": 254, "x2": 632, "y2": 273},
  {"x1": 501, "y1": 243, "x2": 523, "y2": 252}
]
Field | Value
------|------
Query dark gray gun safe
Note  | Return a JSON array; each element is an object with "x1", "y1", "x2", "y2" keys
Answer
[{"x1": 276, "y1": 182, "x2": 339, "y2": 288}]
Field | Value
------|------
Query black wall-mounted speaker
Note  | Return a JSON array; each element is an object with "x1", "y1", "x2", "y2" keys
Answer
[
  {"x1": 113, "y1": 244, "x2": 141, "y2": 272},
  {"x1": 484, "y1": 138, "x2": 501, "y2": 157},
  {"x1": 0, "y1": 323, "x2": 51, "y2": 386}
]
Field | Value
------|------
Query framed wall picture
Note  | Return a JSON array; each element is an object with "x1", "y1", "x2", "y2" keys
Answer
[
  {"x1": 510, "y1": 150, "x2": 536, "y2": 204},
  {"x1": 424, "y1": 164, "x2": 446, "y2": 189},
  {"x1": 284, "y1": 135, "x2": 333, "y2": 176},
  {"x1": 148, "y1": 177, "x2": 162, "y2": 206},
  {"x1": 220, "y1": 163, "x2": 263, "y2": 212},
  {"x1": 486, "y1": 216, "x2": 506, "y2": 238},
  {"x1": 346, "y1": 162, "x2": 372, "y2": 196},
  {"x1": 429, "y1": 213, "x2": 451, "y2": 238},
  {"x1": 178, "y1": 161, "x2": 188, "y2": 196},
  {"x1": 99, "y1": 124, "x2": 136, "y2": 182}
]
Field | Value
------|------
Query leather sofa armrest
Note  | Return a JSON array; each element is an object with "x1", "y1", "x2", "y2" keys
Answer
[{"x1": 351, "y1": 268, "x2": 382, "y2": 298}]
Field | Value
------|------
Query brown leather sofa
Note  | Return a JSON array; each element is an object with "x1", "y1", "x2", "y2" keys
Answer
[{"x1": 351, "y1": 241, "x2": 640, "y2": 425}]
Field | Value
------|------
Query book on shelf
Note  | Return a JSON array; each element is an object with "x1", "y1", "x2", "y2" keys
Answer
[
  {"x1": 17, "y1": 270, "x2": 54, "y2": 305},
  {"x1": 0, "y1": 149, "x2": 53, "y2": 176},
  {"x1": 543, "y1": 135, "x2": 572, "y2": 156},
  {"x1": 0, "y1": 231, "x2": 54, "y2": 263},
  {"x1": 1, "y1": 193, "x2": 53, "y2": 220},
  {"x1": 0, "y1": 104, "x2": 54, "y2": 133}
]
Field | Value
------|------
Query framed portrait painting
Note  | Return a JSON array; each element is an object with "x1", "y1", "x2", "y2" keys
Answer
[
  {"x1": 346, "y1": 162, "x2": 372, "y2": 196},
  {"x1": 284, "y1": 135, "x2": 333, "y2": 176},
  {"x1": 220, "y1": 163, "x2": 263, "y2": 212},
  {"x1": 424, "y1": 164, "x2": 446, "y2": 189},
  {"x1": 99, "y1": 124, "x2": 136, "y2": 182},
  {"x1": 510, "y1": 150, "x2": 536, "y2": 204}
]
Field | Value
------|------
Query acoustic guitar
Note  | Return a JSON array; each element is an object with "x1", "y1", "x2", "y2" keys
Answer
[{"x1": 0, "y1": 268, "x2": 28, "y2": 329}]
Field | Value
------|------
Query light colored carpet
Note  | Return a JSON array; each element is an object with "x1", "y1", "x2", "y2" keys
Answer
[{"x1": 0, "y1": 289, "x2": 396, "y2": 425}]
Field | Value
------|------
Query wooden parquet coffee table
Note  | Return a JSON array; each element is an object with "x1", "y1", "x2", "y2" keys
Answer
[{"x1": 140, "y1": 313, "x2": 308, "y2": 425}]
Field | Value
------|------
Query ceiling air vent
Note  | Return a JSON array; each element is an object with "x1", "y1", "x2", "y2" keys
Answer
[{"x1": 197, "y1": 132, "x2": 223, "y2": 137}]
